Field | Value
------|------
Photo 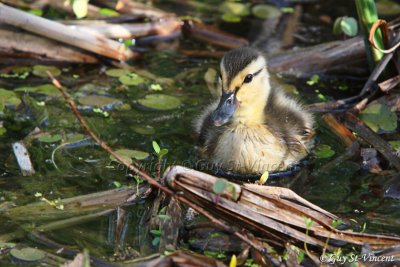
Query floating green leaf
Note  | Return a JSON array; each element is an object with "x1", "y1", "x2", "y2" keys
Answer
[
  {"x1": 78, "y1": 95, "x2": 122, "y2": 108},
  {"x1": 130, "y1": 124, "x2": 156, "y2": 135},
  {"x1": 137, "y1": 94, "x2": 181, "y2": 111},
  {"x1": 111, "y1": 149, "x2": 149, "y2": 163},
  {"x1": 72, "y1": 0, "x2": 89, "y2": 19},
  {"x1": 119, "y1": 73, "x2": 145, "y2": 86},
  {"x1": 32, "y1": 65, "x2": 61, "y2": 77},
  {"x1": 38, "y1": 134, "x2": 62, "y2": 143},
  {"x1": 252, "y1": 4, "x2": 281, "y2": 19},
  {"x1": 220, "y1": 2, "x2": 251, "y2": 16},
  {"x1": 10, "y1": 247, "x2": 45, "y2": 262},
  {"x1": 389, "y1": 140, "x2": 400, "y2": 151},
  {"x1": 213, "y1": 179, "x2": 228, "y2": 194},
  {"x1": 0, "y1": 88, "x2": 21, "y2": 112},
  {"x1": 314, "y1": 144, "x2": 335, "y2": 159},
  {"x1": 105, "y1": 68, "x2": 130, "y2": 77},
  {"x1": 0, "y1": 126, "x2": 6, "y2": 136},
  {"x1": 281, "y1": 7, "x2": 294, "y2": 13},
  {"x1": 98, "y1": 8, "x2": 119, "y2": 17},
  {"x1": 221, "y1": 13, "x2": 241, "y2": 23},
  {"x1": 150, "y1": 84, "x2": 163, "y2": 91},
  {"x1": 15, "y1": 84, "x2": 60, "y2": 97},
  {"x1": 359, "y1": 102, "x2": 397, "y2": 132},
  {"x1": 306, "y1": 74, "x2": 319, "y2": 85},
  {"x1": 0, "y1": 242, "x2": 16, "y2": 249}
]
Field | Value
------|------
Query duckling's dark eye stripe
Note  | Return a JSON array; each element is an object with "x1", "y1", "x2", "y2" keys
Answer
[
  {"x1": 240, "y1": 68, "x2": 263, "y2": 86},
  {"x1": 253, "y1": 68, "x2": 263, "y2": 77}
]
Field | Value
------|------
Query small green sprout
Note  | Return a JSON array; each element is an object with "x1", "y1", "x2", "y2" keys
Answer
[
  {"x1": 152, "y1": 141, "x2": 168, "y2": 179},
  {"x1": 150, "y1": 229, "x2": 161, "y2": 246},
  {"x1": 133, "y1": 175, "x2": 144, "y2": 193}
]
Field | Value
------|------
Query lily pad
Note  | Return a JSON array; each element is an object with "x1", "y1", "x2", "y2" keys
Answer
[
  {"x1": 252, "y1": 4, "x2": 281, "y2": 19},
  {"x1": 0, "y1": 242, "x2": 16, "y2": 249},
  {"x1": 131, "y1": 124, "x2": 156, "y2": 135},
  {"x1": 105, "y1": 68, "x2": 130, "y2": 77},
  {"x1": 111, "y1": 149, "x2": 150, "y2": 163},
  {"x1": 389, "y1": 140, "x2": 400, "y2": 151},
  {"x1": 314, "y1": 144, "x2": 335, "y2": 159},
  {"x1": 221, "y1": 13, "x2": 241, "y2": 23},
  {"x1": 32, "y1": 65, "x2": 61, "y2": 77},
  {"x1": 38, "y1": 134, "x2": 62, "y2": 143},
  {"x1": 359, "y1": 102, "x2": 397, "y2": 132},
  {"x1": 78, "y1": 95, "x2": 122, "y2": 109},
  {"x1": 0, "y1": 126, "x2": 6, "y2": 136},
  {"x1": 15, "y1": 84, "x2": 60, "y2": 97},
  {"x1": 119, "y1": 73, "x2": 145, "y2": 86},
  {"x1": 10, "y1": 247, "x2": 45, "y2": 262},
  {"x1": 136, "y1": 94, "x2": 181, "y2": 111},
  {"x1": 220, "y1": 2, "x2": 251, "y2": 16},
  {"x1": 0, "y1": 88, "x2": 21, "y2": 113}
]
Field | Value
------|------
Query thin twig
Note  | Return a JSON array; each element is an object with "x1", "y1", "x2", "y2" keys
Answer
[
  {"x1": 46, "y1": 72, "x2": 271, "y2": 260},
  {"x1": 344, "y1": 112, "x2": 400, "y2": 172}
]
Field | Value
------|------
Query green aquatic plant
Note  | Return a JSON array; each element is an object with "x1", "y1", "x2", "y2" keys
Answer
[
  {"x1": 303, "y1": 217, "x2": 313, "y2": 261},
  {"x1": 333, "y1": 16, "x2": 358, "y2": 37},
  {"x1": 34, "y1": 192, "x2": 64, "y2": 210},
  {"x1": 150, "y1": 229, "x2": 161, "y2": 246},
  {"x1": 355, "y1": 0, "x2": 384, "y2": 66},
  {"x1": 152, "y1": 140, "x2": 168, "y2": 179}
]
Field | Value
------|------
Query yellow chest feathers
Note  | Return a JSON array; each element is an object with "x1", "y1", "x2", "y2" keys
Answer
[{"x1": 211, "y1": 124, "x2": 290, "y2": 173}]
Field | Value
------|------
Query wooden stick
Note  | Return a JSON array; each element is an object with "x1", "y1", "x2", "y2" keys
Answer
[
  {"x1": 182, "y1": 20, "x2": 249, "y2": 49},
  {"x1": 12, "y1": 142, "x2": 35, "y2": 176},
  {"x1": 345, "y1": 112, "x2": 400, "y2": 171},
  {"x1": 67, "y1": 18, "x2": 181, "y2": 39},
  {"x1": 0, "y1": 3, "x2": 136, "y2": 61},
  {"x1": 0, "y1": 27, "x2": 99, "y2": 63},
  {"x1": 322, "y1": 114, "x2": 356, "y2": 147}
]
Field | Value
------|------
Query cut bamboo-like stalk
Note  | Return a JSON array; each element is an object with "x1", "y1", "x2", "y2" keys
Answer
[
  {"x1": 0, "y1": 3, "x2": 136, "y2": 61},
  {"x1": 355, "y1": 0, "x2": 384, "y2": 67}
]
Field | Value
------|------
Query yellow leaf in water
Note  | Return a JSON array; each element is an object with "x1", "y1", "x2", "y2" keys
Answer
[
  {"x1": 259, "y1": 171, "x2": 269, "y2": 185},
  {"x1": 229, "y1": 254, "x2": 237, "y2": 267}
]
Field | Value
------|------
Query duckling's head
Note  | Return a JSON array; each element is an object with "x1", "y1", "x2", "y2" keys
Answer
[{"x1": 211, "y1": 47, "x2": 270, "y2": 126}]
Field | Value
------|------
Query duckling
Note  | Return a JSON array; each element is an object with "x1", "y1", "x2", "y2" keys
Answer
[{"x1": 194, "y1": 47, "x2": 315, "y2": 174}]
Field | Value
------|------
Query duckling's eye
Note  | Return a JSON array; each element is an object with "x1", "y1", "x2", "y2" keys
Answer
[{"x1": 243, "y1": 74, "x2": 253, "y2": 83}]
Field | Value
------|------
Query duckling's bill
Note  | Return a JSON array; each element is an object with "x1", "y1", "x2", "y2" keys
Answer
[{"x1": 211, "y1": 91, "x2": 237, "y2": 126}]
